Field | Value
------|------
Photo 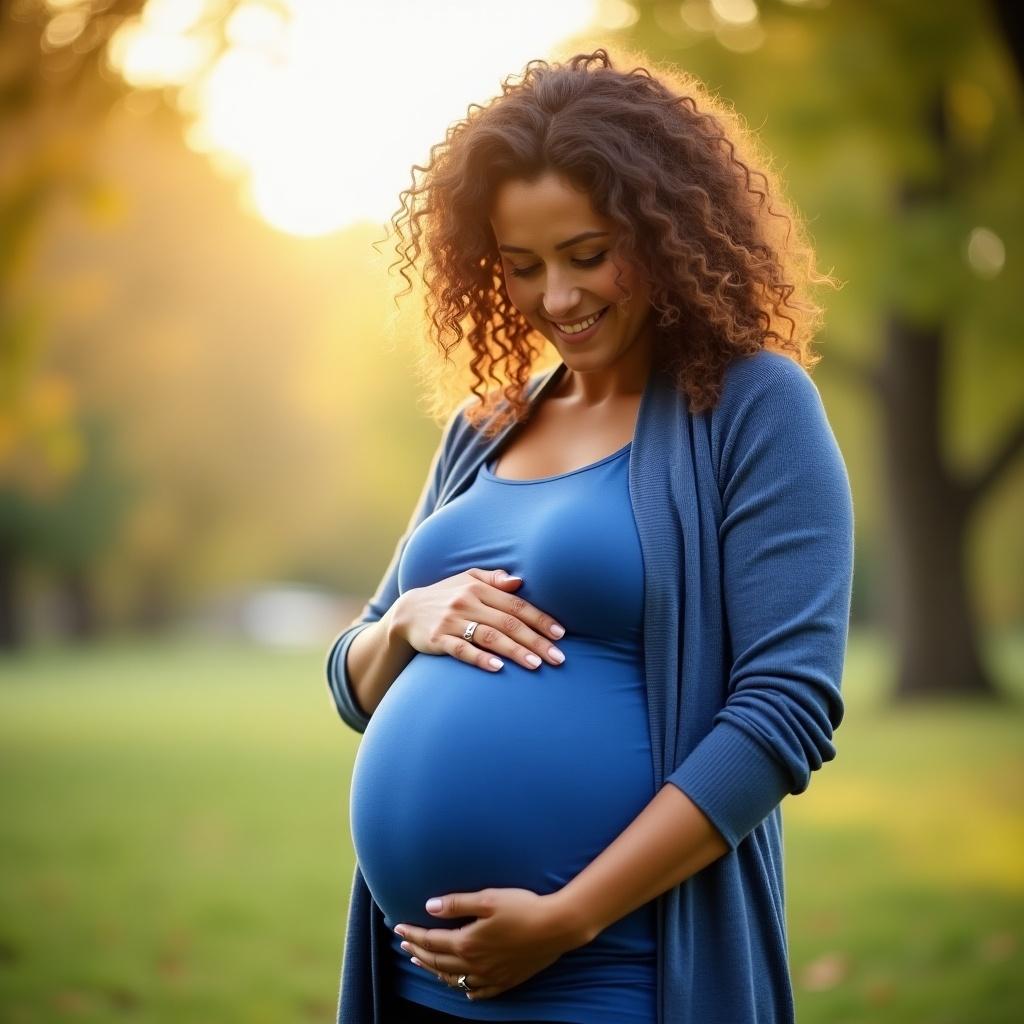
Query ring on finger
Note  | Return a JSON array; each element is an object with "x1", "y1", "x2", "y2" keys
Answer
[{"x1": 463, "y1": 621, "x2": 479, "y2": 641}]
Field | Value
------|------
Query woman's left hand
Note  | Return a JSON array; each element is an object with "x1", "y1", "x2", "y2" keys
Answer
[{"x1": 393, "y1": 887, "x2": 588, "y2": 1001}]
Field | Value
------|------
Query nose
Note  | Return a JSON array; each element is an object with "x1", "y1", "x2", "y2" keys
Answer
[{"x1": 540, "y1": 270, "x2": 583, "y2": 321}]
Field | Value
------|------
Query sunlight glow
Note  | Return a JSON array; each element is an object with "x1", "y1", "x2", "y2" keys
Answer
[
  {"x1": 710, "y1": 0, "x2": 758, "y2": 27},
  {"x1": 43, "y1": 8, "x2": 89, "y2": 49},
  {"x1": 109, "y1": 21, "x2": 217, "y2": 88},
  {"x1": 966, "y1": 227, "x2": 1005, "y2": 279},
  {"x1": 109, "y1": 0, "x2": 600, "y2": 237},
  {"x1": 594, "y1": 0, "x2": 640, "y2": 31}
]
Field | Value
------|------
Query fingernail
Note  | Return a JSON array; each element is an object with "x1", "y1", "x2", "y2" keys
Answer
[
  {"x1": 550, "y1": 624, "x2": 565, "y2": 638},
  {"x1": 549, "y1": 647, "x2": 565, "y2": 664},
  {"x1": 426, "y1": 897, "x2": 443, "y2": 912}
]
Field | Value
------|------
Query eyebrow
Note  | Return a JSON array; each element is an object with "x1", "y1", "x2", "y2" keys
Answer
[{"x1": 497, "y1": 230, "x2": 609, "y2": 254}]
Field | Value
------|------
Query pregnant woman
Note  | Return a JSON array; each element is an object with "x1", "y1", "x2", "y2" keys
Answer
[{"x1": 326, "y1": 49, "x2": 854, "y2": 1024}]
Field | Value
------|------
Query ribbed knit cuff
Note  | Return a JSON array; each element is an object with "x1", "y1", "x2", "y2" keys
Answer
[
  {"x1": 663, "y1": 719, "x2": 792, "y2": 850},
  {"x1": 325, "y1": 621, "x2": 375, "y2": 733}
]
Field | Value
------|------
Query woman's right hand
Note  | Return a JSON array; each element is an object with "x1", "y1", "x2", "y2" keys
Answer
[{"x1": 390, "y1": 569, "x2": 567, "y2": 672}]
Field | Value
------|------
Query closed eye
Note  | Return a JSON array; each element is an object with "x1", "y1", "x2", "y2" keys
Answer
[{"x1": 509, "y1": 252, "x2": 608, "y2": 277}]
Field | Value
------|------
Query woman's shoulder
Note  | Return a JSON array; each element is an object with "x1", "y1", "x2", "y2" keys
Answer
[
  {"x1": 709, "y1": 348, "x2": 846, "y2": 498},
  {"x1": 720, "y1": 347, "x2": 814, "y2": 396},
  {"x1": 714, "y1": 348, "x2": 825, "y2": 428}
]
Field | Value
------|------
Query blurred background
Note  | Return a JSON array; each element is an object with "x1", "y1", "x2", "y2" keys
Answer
[{"x1": 0, "y1": 1, "x2": 1021, "y2": 1021}]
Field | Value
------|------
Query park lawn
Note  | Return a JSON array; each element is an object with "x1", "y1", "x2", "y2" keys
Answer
[{"x1": 0, "y1": 629, "x2": 1020, "y2": 1023}]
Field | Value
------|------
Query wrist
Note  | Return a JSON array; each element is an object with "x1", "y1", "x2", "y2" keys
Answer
[
  {"x1": 544, "y1": 887, "x2": 599, "y2": 952},
  {"x1": 383, "y1": 592, "x2": 413, "y2": 649}
]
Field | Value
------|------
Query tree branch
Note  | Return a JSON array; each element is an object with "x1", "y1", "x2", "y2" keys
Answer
[
  {"x1": 963, "y1": 411, "x2": 1024, "y2": 510},
  {"x1": 991, "y1": 0, "x2": 1024, "y2": 85}
]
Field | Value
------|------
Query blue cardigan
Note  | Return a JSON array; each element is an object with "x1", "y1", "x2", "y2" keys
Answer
[{"x1": 326, "y1": 349, "x2": 855, "y2": 1024}]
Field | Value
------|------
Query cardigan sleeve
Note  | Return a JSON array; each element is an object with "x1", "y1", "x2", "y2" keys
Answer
[
  {"x1": 324, "y1": 403, "x2": 465, "y2": 733},
  {"x1": 664, "y1": 356, "x2": 854, "y2": 851}
]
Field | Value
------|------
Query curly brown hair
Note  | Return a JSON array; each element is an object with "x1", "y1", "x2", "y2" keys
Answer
[{"x1": 383, "y1": 46, "x2": 838, "y2": 437}]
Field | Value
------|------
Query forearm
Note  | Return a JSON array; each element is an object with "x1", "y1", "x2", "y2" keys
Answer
[
  {"x1": 552, "y1": 782, "x2": 730, "y2": 947},
  {"x1": 343, "y1": 599, "x2": 417, "y2": 718}
]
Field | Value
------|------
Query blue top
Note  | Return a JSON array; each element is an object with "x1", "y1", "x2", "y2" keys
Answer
[
  {"x1": 349, "y1": 439, "x2": 657, "y2": 1021},
  {"x1": 327, "y1": 351, "x2": 855, "y2": 1024}
]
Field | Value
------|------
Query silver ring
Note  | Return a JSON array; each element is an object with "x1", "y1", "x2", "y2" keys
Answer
[
  {"x1": 463, "y1": 621, "x2": 479, "y2": 642},
  {"x1": 456, "y1": 973, "x2": 473, "y2": 993}
]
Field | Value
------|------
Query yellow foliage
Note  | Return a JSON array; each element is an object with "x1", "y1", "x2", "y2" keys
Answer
[
  {"x1": 0, "y1": 376, "x2": 82, "y2": 497},
  {"x1": 80, "y1": 179, "x2": 129, "y2": 228},
  {"x1": 44, "y1": 426, "x2": 84, "y2": 477},
  {"x1": 790, "y1": 775, "x2": 1024, "y2": 891},
  {"x1": 28, "y1": 375, "x2": 76, "y2": 426},
  {"x1": 0, "y1": 412, "x2": 14, "y2": 463}
]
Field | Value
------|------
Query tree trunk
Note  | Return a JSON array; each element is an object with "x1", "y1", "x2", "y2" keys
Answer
[
  {"x1": 60, "y1": 566, "x2": 99, "y2": 640},
  {"x1": 132, "y1": 569, "x2": 175, "y2": 632},
  {"x1": 879, "y1": 316, "x2": 998, "y2": 701},
  {"x1": 0, "y1": 543, "x2": 24, "y2": 650}
]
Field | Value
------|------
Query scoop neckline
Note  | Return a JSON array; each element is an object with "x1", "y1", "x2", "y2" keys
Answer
[{"x1": 481, "y1": 440, "x2": 632, "y2": 485}]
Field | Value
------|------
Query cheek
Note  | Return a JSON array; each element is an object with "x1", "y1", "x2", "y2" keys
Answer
[
  {"x1": 505, "y1": 276, "x2": 538, "y2": 318},
  {"x1": 601, "y1": 261, "x2": 638, "y2": 303}
]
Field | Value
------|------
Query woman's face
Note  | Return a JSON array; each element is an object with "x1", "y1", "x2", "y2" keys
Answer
[{"x1": 489, "y1": 171, "x2": 654, "y2": 372}]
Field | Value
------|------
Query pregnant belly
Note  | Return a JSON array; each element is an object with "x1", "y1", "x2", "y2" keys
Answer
[{"x1": 349, "y1": 640, "x2": 656, "y2": 936}]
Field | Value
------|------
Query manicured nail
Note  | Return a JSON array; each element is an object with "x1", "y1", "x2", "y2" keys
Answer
[
  {"x1": 549, "y1": 647, "x2": 565, "y2": 664},
  {"x1": 394, "y1": 926, "x2": 405, "y2": 937},
  {"x1": 550, "y1": 624, "x2": 565, "y2": 638},
  {"x1": 426, "y1": 898, "x2": 443, "y2": 912},
  {"x1": 489, "y1": 657, "x2": 504, "y2": 669}
]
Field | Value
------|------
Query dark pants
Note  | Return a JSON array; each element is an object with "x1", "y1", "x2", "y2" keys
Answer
[{"x1": 386, "y1": 992, "x2": 575, "y2": 1024}]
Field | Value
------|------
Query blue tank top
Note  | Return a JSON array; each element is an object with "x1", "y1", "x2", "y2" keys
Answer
[{"x1": 348, "y1": 439, "x2": 657, "y2": 1023}]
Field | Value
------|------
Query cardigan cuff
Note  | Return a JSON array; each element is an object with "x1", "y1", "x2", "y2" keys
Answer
[
  {"x1": 663, "y1": 719, "x2": 793, "y2": 851},
  {"x1": 325, "y1": 622, "x2": 376, "y2": 733}
]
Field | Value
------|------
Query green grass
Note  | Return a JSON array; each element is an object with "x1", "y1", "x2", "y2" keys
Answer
[{"x1": 0, "y1": 629, "x2": 1021, "y2": 1023}]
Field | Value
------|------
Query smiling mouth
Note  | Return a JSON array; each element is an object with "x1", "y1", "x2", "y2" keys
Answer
[{"x1": 547, "y1": 306, "x2": 610, "y2": 335}]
